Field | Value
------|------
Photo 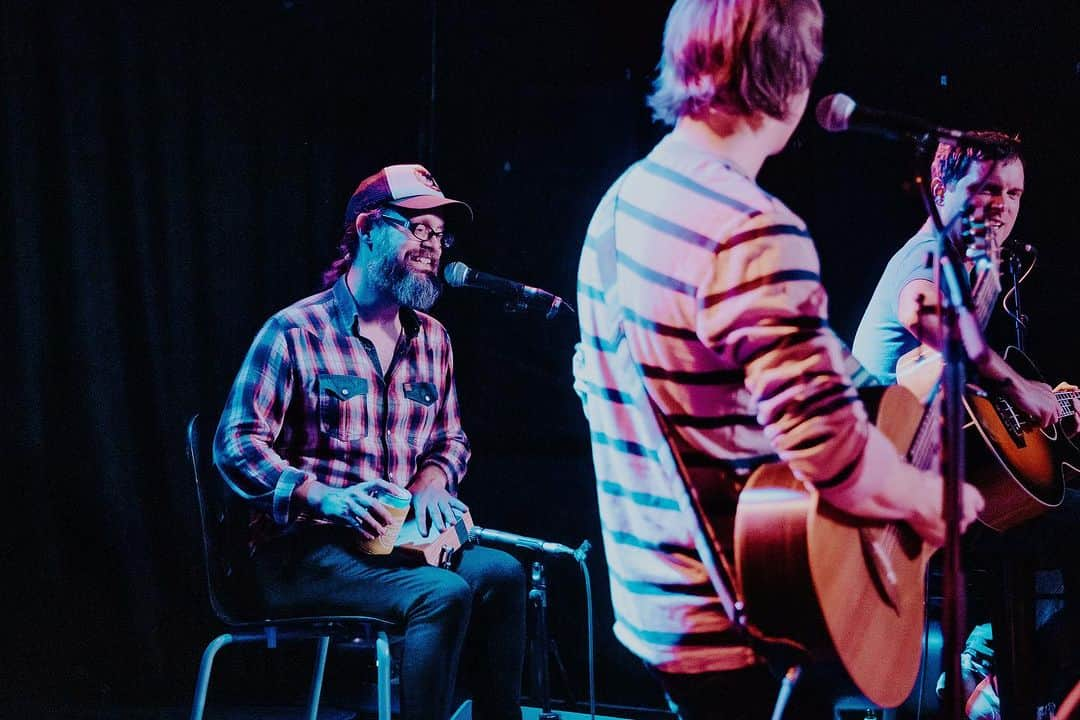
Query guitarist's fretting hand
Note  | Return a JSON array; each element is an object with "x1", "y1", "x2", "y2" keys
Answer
[
  {"x1": 1004, "y1": 375, "x2": 1061, "y2": 429},
  {"x1": 1054, "y1": 381, "x2": 1080, "y2": 437}
]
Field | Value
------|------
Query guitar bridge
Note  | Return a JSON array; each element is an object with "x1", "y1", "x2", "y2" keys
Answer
[{"x1": 993, "y1": 397, "x2": 1027, "y2": 447}]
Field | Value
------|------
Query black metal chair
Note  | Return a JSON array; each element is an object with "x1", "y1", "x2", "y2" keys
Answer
[{"x1": 186, "y1": 413, "x2": 399, "y2": 720}]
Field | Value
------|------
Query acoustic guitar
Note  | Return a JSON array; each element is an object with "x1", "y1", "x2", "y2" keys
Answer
[
  {"x1": 734, "y1": 377, "x2": 937, "y2": 708},
  {"x1": 962, "y1": 348, "x2": 1077, "y2": 529}
]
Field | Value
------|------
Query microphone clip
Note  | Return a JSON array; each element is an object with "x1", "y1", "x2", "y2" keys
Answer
[{"x1": 503, "y1": 293, "x2": 570, "y2": 319}]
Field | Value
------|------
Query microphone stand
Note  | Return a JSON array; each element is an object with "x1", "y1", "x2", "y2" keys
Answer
[
  {"x1": 913, "y1": 146, "x2": 980, "y2": 720},
  {"x1": 526, "y1": 544, "x2": 592, "y2": 720},
  {"x1": 529, "y1": 560, "x2": 559, "y2": 720},
  {"x1": 470, "y1": 528, "x2": 591, "y2": 718}
]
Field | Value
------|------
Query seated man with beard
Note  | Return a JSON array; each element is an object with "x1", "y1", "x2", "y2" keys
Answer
[{"x1": 214, "y1": 164, "x2": 526, "y2": 720}]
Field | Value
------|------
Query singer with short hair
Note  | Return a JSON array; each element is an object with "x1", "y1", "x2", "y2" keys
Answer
[
  {"x1": 573, "y1": 1, "x2": 984, "y2": 717},
  {"x1": 852, "y1": 135, "x2": 1080, "y2": 714},
  {"x1": 214, "y1": 164, "x2": 526, "y2": 720}
]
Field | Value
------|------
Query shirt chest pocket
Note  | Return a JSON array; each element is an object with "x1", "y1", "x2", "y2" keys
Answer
[
  {"x1": 402, "y1": 382, "x2": 438, "y2": 445},
  {"x1": 318, "y1": 374, "x2": 370, "y2": 441}
]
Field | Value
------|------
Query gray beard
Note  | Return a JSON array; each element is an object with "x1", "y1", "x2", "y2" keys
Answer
[{"x1": 367, "y1": 251, "x2": 442, "y2": 311}]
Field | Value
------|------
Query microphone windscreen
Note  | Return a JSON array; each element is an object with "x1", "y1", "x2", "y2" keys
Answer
[
  {"x1": 815, "y1": 93, "x2": 856, "y2": 133},
  {"x1": 443, "y1": 261, "x2": 470, "y2": 287}
]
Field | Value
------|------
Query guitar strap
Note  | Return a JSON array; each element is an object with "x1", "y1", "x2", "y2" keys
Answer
[{"x1": 603, "y1": 165, "x2": 745, "y2": 625}]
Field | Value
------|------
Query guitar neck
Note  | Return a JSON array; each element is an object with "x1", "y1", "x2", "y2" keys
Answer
[
  {"x1": 1057, "y1": 391, "x2": 1078, "y2": 419},
  {"x1": 970, "y1": 251, "x2": 1002, "y2": 329}
]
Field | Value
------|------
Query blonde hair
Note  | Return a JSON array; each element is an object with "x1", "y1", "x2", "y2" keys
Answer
[{"x1": 648, "y1": 0, "x2": 824, "y2": 125}]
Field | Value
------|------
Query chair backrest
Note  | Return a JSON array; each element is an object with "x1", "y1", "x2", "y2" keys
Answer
[{"x1": 186, "y1": 413, "x2": 257, "y2": 623}]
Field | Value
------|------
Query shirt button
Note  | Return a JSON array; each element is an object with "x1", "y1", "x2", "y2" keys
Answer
[{"x1": 341, "y1": 388, "x2": 350, "y2": 396}]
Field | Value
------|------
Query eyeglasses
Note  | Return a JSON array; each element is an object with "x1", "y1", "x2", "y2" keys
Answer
[{"x1": 382, "y1": 213, "x2": 455, "y2": 249}]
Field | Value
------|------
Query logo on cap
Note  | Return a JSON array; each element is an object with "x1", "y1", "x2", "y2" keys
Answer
[{"x1": 414, "y1": 167, "x2": 440, "y2": 192}]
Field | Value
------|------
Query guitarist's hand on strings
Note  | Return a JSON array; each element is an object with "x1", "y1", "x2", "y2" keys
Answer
[
  {"x1": 409, "y1": 465, "x2": 469, "y2": 537},
  {"x1": 905, "y1": 475, "x2": 985, "y2": 548},
  {"x1": 817, "y1": 429, "x2": 984, "y2": 547}
]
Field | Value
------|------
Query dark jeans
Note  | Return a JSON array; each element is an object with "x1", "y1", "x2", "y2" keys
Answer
[
  {"x1": 253, "y1": 527, "x2": 526, "y2": 720},
  {"x1": 646, "y1": 663, "x2": 837, "y2": 720}
]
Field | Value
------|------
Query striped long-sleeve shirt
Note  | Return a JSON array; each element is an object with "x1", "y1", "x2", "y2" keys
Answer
[
  {"x1": 214, "y1": 276, "x2": 470, "y2": 550},
  {"x1": 573, "y1": 132, "x2": 913, "y2": 673}
]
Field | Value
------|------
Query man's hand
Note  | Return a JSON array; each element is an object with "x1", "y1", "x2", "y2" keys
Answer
[
  {"x1": 906, "y1": 475, "x2": 986, "y2": 548},
  {"x1": 1053, "y1": 381, "x2": 1079, "y2": 437},
  {"x1": 409, "y1": 466, "x2": 468, "y2": 537},
  {"x1": 298, "y1": 479, "x2": 398, "y2": 540},
  {"x1": 1004, "y1": 375, "x2": 1059, "y2": 429}
]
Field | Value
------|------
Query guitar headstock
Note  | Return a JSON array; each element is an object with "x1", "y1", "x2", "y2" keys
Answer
[{"x1": 960, "y1": 205, "x2": 1003, "y2": 298}]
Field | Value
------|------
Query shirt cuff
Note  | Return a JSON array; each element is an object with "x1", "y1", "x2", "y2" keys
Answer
[{"x1": 272, "y1": 466, "x2": 309, "y2": 525}]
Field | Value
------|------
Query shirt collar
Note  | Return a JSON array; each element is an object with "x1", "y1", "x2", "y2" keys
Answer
[
  {"x1": 660, "y1": 129, "x2": 754, "y2": 181},
  {"x1": 331, "y1": 275, "x2": 421, "y2": 341}
]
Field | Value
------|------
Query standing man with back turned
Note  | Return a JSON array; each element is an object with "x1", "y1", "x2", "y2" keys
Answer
[
  {"x1": 573, "y1": 1, "x2": 984, "y2": 718},
  {"x1": 215, "y1": 164, "x2": 526, "y2": 720}
]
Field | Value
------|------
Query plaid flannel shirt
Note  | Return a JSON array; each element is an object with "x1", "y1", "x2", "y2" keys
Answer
[{"x1": 214, "y1": 276, "x2": 470, "y2": 549}]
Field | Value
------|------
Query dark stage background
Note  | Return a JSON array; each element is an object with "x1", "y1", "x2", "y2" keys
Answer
[{"x1": 4, "y1": 0, "x2": 1079, "y2": 714}]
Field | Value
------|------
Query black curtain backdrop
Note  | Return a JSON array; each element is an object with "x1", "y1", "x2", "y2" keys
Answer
[{"x1": 4, "y1": 0, "x2": 1079, "y2": 711}]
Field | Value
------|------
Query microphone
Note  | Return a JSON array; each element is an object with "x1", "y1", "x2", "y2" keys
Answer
[
  {"x1": 469, "y1": 526, "x2": 589, "y2": 561},
  {"x1": 443, "y1": 261, "x2": 570, "y2": 319},
  {"x1": 815, "y1": 93, "x2": 1001, "y2": 149}
]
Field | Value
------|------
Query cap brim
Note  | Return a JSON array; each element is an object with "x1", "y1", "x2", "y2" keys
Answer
[{"x1": 388, "y1": 196, "x2": 474, "y2": 222}]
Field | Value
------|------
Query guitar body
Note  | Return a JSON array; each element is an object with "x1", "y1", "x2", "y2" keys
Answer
[
  {"x1": 898, "y1": 344, "x2": 1076, "y2": 531},
  {"x1": 963, "y1": 347, "x2": 1075, "y2": 531},
  {"x1": 734, "y1": 384, "x2": 931, "y2": 708}
]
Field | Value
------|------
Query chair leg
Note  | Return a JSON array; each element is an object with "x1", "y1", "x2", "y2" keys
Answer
[
  {"x1": 376, "y1": 631, "x2": 391, "y2": 720},
  {"x1": 306, "y1": 635, "x2": 331, "y2": 720},
  {"x1": 191, "y1": 633, "x2": 235, "y2": 720}
]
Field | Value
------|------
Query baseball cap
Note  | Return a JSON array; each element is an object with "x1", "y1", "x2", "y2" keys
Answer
[{"x1": 343, "y1": 164, "x2": 473, "y2": 237}]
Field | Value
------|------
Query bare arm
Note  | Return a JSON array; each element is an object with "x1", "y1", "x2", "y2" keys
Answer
[{"x1": 898, "y1": 278, "x2": 1058, "y2": 427}]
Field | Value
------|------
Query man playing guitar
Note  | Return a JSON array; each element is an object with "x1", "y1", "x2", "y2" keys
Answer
[
  {"x1": 573, "y1": 1, "x2": 985, "y2": 717},
  {"x1": 852, "y1": 132, "x2": 1080, "y2": 716}
]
